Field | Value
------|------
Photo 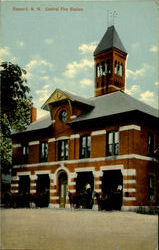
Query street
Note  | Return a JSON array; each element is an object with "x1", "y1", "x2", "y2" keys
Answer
[{"x1": 1, "y1": 208, "x2": 158, "y2": 250}]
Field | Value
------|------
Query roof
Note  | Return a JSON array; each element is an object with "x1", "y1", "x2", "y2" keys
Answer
[
  {"x1": 94, "y1": 25, "x2": 127, "y2": 56},
  {"x1": 12, "y1": 115, "x2": 53, "y2": 135},
  {"x1": 71, "y1": 91, "x2": 158, "y2": 124},
  {"x1": 42, "y1": 88, "x2": 94, "y2": 111},
  {"x1": 13, "y1": 91, "x2": 158, "y2": 134}
]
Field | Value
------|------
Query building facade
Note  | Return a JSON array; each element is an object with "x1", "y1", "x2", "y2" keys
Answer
[{"x1": 11, "y1": 26, "x2": 159, "y2": 211}]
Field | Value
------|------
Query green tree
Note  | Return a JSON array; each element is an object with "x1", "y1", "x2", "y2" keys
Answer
[{"x1": 0, "y1": 62, "x2": 33, "y2": 172}]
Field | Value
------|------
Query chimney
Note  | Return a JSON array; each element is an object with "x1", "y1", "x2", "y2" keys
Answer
[{"x1": 31, "y1": 107, "x2": 37, "y2": 123}]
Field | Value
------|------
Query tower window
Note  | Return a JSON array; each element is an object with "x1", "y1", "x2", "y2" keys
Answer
[
  {"x1": 96, "y1": 64, "x2": 100, "y2": 77},
  {"x1": 115, "y1": 61, "x2": 117, "y2": 74},
  {"x1": 115, "y1": 61, "x2": 124, "y2": 77},
  {"x1": 107, "y1": 60, "x2": 111, "y2": 74},
  {"x1": 105, "y1": 62, "x2": 108, "y2": 74},
  {"x1": 119, "y1": 63, "x2": 123, "y2": 76},
  {"x1": 102, "y1": 62, "x2": 105, "y2": 75}
]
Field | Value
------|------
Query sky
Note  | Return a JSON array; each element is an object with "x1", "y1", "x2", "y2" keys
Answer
[{"x1": 1, "y1": 0, "x2": 159, "y2": 118}]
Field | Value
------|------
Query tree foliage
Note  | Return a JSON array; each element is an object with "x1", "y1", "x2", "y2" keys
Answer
[{"x1": 0, "y1": 62, "x2": 33, "y2": 170}]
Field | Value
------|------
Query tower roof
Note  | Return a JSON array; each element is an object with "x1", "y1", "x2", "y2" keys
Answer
[{"x1": 94, "y1": 25, "x2": 127, "y2": 56}]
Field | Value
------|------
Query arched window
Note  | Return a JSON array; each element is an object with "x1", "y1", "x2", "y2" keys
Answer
[
  {"x1": 119, "y1": 63, "x2": 123, "y2": 76},
  {"x1": 101, "y1": 80, "x2": 104, "y2": 87},
  {"x1": 96, "y1": 64, "x2": 100, "y2": 77},
  {"x1": 115, "y1": 61, "x2": 117, "y2": 74},
  {"x1": 117, "y1": 62, "x2": 120, "y2": 75},
  {"x1": 107, "y1": 60, "x2": 111, "y2": 73},
  {"x1": 99, "y1": 65, "x2": 103, "y2": 76},
  {"x1": 102, "y1": 62, "x2": 105, "y2": 75},
  {"x1": 105, "y1": 62, "x2": 108, "y2": 74}
]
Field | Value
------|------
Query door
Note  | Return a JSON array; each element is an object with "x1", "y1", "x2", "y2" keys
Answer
[{"x1": 59, "y1": 172, "x2": 68, "y2": 208}]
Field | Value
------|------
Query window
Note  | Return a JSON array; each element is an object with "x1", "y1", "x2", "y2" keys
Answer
[
  {"x1": 40, "y1": 141, "x2": 48, "y2": 162},
  {"x1": 115, "y1": 61, "x2": 123, "y2": 77},
  {"x1": 58, "y1": 140, "x2": 69, "y2": 161},
  {"x1": 22, "y1": 145, "x2": 29, "y2": 164},
  {"x1": 107, "y1": 131, "x2": 120, "y2": 156},
  {"x1": 80, "y1": 135, "x2": 91, "y2": 158},
  {"x1": 107, "y1": 60, "x2": 111, "y2": 74},
  {"x1": 148, "y1": 134, "x2": 154, "y2": 155},
  {"x1": 96, "y1": 64, "x2": 100, "y2": 77},
  {"x1": 148, "y1": 175, "x2": 156, "y2": 201}
]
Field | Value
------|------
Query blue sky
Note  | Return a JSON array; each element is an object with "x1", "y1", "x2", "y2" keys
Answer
[{"x1": 1, "y1": 0, "x2": 159, "y2": 118}]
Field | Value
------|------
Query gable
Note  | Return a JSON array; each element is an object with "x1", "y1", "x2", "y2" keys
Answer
[{"x1": 41, "y1": 89, "x2": 69, "y2": 111}]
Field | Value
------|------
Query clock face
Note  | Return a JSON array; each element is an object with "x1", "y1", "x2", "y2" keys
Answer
[{"x1": 59, "y1": 110, "x2": 68, "y2": 122}]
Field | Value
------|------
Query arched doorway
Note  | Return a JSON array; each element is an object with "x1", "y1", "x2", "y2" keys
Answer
[{"x1": 58, "y1": 171, "x2": 68, "y2": 208}]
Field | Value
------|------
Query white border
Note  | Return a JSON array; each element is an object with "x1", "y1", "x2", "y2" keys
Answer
[
  {"x1": 13, "y1": 153, "x2": 157, "y2": 169},
  {"x1": 119, "y1": 125, "x2": 141, "y2": 131},
  {"x1": 29, "y1": 141, "x2": 39, "y2": 146},
  {"x1": 91, "y1": 130, "x2": 106, "y2": 136}
]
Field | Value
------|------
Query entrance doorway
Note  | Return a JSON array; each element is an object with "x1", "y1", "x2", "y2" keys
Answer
[
  {"x1": 102, "y1": 170, "x2": 123, "y2": 210},
  {"x1": 76, "y1": 172, "x2": 94, "y2": 209},
  {"x1": 58, "y1": 171, "x2": 68, "y2": 208},
  {"x1": 19, "y1": 175, "x2": 30, "y2": 195},
  {"x1": 18, "y1": 175, "x2": 30, "y2": 207},
  {"x1": 36, "y1": 174, "x2": 50, "y2": 207}
]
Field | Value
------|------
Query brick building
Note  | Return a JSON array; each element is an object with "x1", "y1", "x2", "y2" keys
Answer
[{"x1": 11, "y1": 26, "x2": 159, "y2": 211}]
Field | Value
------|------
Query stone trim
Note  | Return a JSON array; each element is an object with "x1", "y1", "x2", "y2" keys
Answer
[
  {"x1": 12, "y1": 176, "x2": 19, "y2": 181},
  {"x1": 49, "y1": 204, "x2": 59, "y2": 208},
  {"x1": 100, "y1": 165, "x2": 124, "y2": 175},
  {"x1": 123, "y1": 169, "x2": 136, "y2": 176},
  {"x1": 69, "y1": 189, "x2": 76, "y2": 193},
  {"x1": 119, "y1": 125, "x2": 141, "y2": 132},
  {"x1": 94, "y1": 189, "x2": 101, "y2": 192},
  {"x1": 50, "y1": 197, "x2": 59, "y2": 200},
  {"x1": 95, "y1": 181, "x2": 102, "y2": 185},
  {"x1": 91, "y1": 130, "x2": 106, "y2": 136},
  {"x1": 70, "y1": 115, "x2": 77, "y2": 120},
  {"x1": 123, "y1": 188, "x2": 136, "y2": 192},
  {"x1": 13, "y1": 154, "x2": 157, "y2": 169},
  {"x1": 123, "y1": 180, "x2": 136, "y2": 184},
  {"x1": 48, "y1": 138, "x2": 56, "y2": 143},
  {"x1": 11, "y1": 184, "x2": 18, "y2": 187},
  {"x1": 30, "y1": 183, "x2": 36, "y2": 187},
  {"x1": 17, "y1": 171, "x2": 31, "y2": 176},
  {"x1": 56, "y1": 136, "x2": 70, "y2": 141},
  {"x1": 70, "y1": 134, "x2": 80, "y2": 139},
  {"x1": 123, "y1": 197, "x2": 136, "y2": 201},
  {"x1": 75, "y1": 167, "x2": 95, "y2": 173},
  {"x1": 50, "y1": 190, "x2": 56, "y2": 193},
  {"x1": 30, "y1": 175, "x2": 37, "y2": 181},
  {"x1": 35, "y1": 170, "x2": 51, "y2": 175},
  {"x1": 13, "y1": 144, "x2": 21, "y2": 148},
  {"x1": 30, "y1": 190, "x2": 36, "y2": 194},
  {"x1": 29, "y1": 141, "x2": 40, "y2": 146}
]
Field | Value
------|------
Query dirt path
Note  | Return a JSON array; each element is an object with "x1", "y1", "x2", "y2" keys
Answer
[{"x1": 1, "y1": 208, "x2": 158, "y2": 250}]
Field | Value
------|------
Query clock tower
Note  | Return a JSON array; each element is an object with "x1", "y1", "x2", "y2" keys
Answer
[{"x1": 94, "y1": 25, "x2": 127, "y2": 97}]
